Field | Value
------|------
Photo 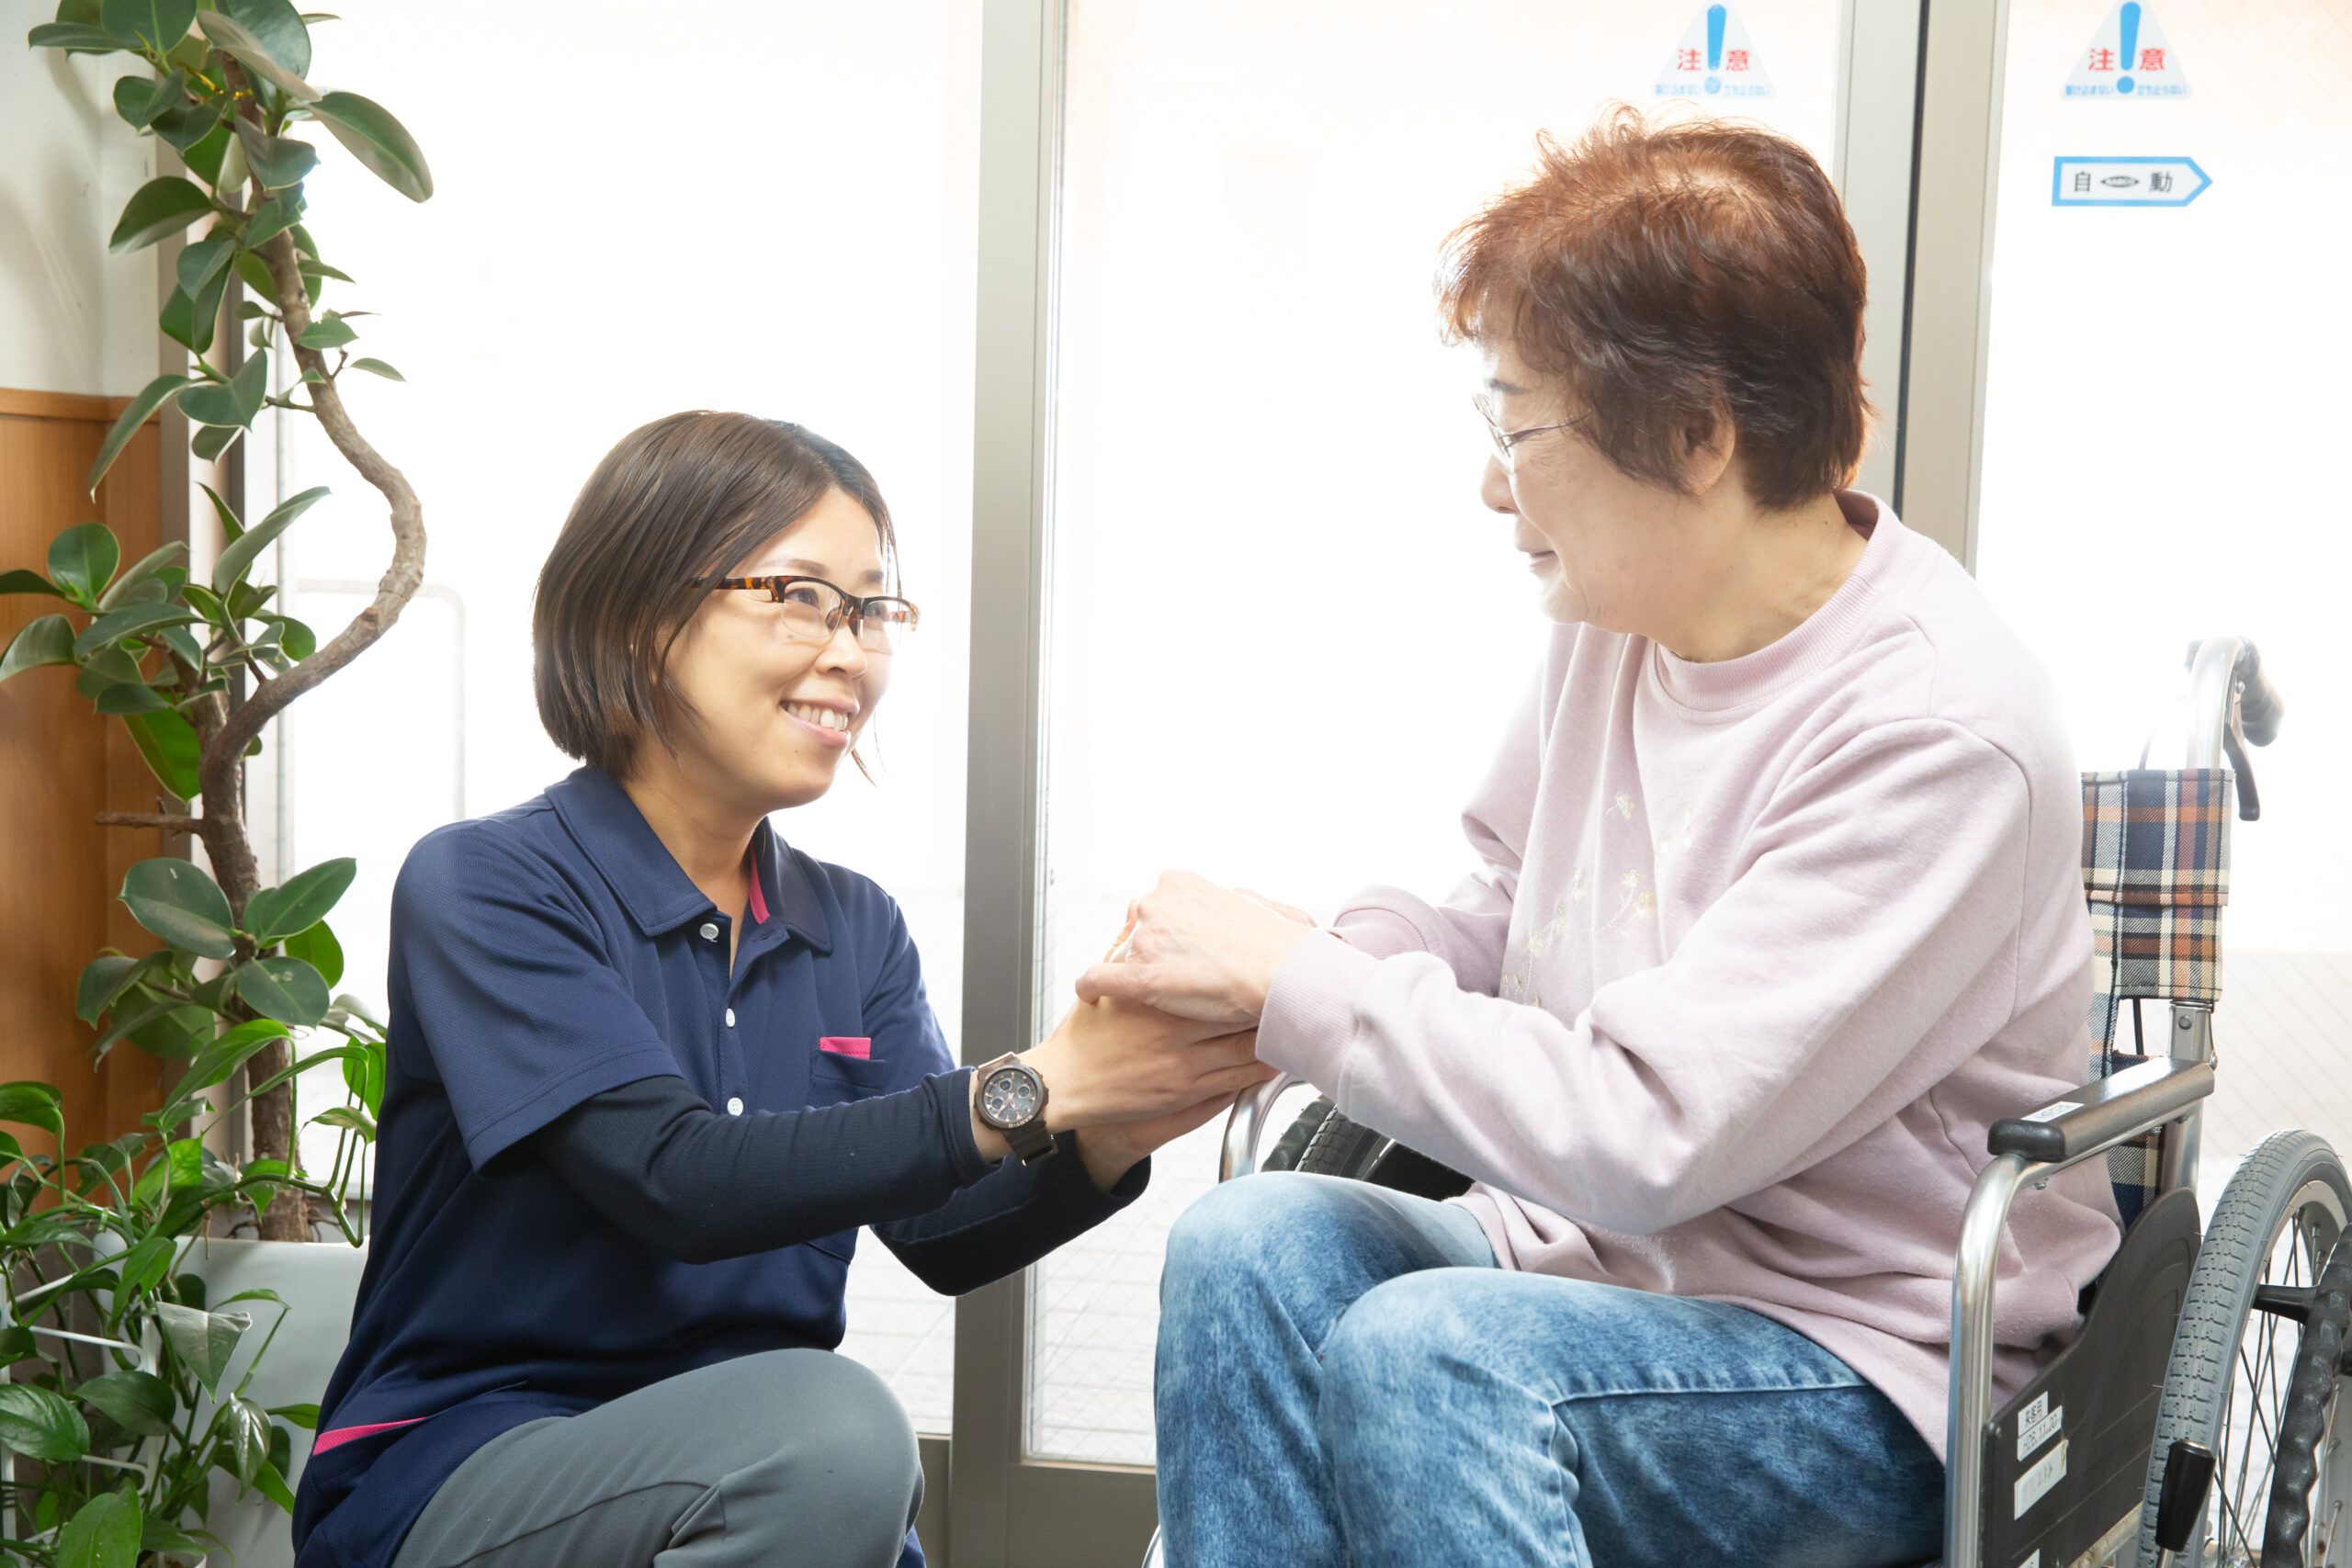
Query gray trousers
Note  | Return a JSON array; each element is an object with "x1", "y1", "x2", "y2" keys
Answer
[{"x1": 390, "y1": 1351, "x2": 922, "y2": 1568}]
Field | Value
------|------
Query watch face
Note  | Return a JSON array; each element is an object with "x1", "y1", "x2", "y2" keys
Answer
[{"x1": 982, "y1": 1066, "x2": 1043, "y2": 1127}]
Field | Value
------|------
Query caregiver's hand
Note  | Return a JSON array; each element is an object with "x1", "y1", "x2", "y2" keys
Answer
[{"x1": 1075, "y1": 870, "x2": 1317, "y2": 1025}]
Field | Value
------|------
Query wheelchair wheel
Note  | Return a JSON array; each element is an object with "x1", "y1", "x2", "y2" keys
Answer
[
  {"x1": 1295, "y1": 1104, "x2": 1388, "y2": 1179},
  {"x1": 1260, "y1": 1094, "x2": 1334, "y2": 1174},
  {"x1": 2260, "y1": 1230, "x2": 2352, "y2": 1567},
  {"x1": 2140, "y1": 1130, "x2": 2352, "y2": 1568}
]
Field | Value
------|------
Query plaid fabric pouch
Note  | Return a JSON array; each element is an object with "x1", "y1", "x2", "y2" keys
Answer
[{"x1": 2079, "y1": 769, "x2": 2233, "y2": 1223}]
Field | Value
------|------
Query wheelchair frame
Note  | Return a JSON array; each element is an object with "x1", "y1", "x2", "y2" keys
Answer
[{"x1": 1198, "y1": 634, "x2": 2272, "y2": 1568}]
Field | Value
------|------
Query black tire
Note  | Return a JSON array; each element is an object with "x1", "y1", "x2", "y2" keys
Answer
[
  {"x1": 2262, "y1": 1231, "x2": 2352, "y2": 1567},
  {"x1": 1295, "y1": 1107, "x2": 1390, "y2": 1180},
  {"x1": 1260, "y1": 1096, "x2": 1333, "y2": 1174},
  {"x1": 2142, "y1": 1130, "x2": 2352, "y2": 1568}
]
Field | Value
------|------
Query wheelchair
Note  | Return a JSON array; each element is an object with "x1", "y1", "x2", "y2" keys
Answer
[{"x1": 1147, "y1": 636, "x2": 2338, "y2": 1568}]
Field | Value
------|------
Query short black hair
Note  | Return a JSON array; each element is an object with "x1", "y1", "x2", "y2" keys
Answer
[{"x1": 533, "y1": 411, "x2": 895, "y2": 776}]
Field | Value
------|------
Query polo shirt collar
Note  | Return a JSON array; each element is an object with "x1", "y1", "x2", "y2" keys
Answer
[{"x1": 547, "y1": 769, "x2": 832, "y2": 953}]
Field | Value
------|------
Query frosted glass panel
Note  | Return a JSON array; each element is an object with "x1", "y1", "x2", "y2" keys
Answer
[
  {"x1": 260, "y1": 0, "x2": 980, "y2": 1431},
  {"x1": 1973, "y1": 0, "x2": 2352, "y2": 1166},
  {"x1": 1031, "y1": 0, "x2": 1844, "y2": 1464}
]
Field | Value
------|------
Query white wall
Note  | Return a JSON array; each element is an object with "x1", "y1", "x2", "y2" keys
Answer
[{"x1": 0, "y1": 0, "x2": 158, "y2": 397}]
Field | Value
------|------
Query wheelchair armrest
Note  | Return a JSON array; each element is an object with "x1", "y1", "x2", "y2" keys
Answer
[{"x1": 1985, "y1": 1055, "x2": 2214, "y2": 1164}]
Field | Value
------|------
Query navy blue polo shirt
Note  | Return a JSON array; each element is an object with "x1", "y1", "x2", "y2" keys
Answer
[{"x1": 293, "y1": 769, "x2": 970, "y2": 1568}]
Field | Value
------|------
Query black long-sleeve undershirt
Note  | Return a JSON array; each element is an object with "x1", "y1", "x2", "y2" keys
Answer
[{"x1": 523, "y1": 1070, "x2": 1148, "y2": 1293}]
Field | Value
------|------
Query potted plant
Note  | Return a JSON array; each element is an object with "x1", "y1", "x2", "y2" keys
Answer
[{"x1": 6, "y1": 0, "x2": 435, "y2": 1557}]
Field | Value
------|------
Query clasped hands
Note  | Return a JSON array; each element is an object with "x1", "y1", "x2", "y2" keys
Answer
[{"x1": 970, "y1": 872, "x2": 1322, "y2": 1190}]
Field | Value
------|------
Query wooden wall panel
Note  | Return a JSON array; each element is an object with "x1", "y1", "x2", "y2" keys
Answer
[{"x1": 0, "y1": 389, "x2": 171, "y2": 1152}]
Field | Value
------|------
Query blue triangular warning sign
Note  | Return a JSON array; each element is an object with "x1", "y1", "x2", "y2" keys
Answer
[
  {"x1": 1653, "y1": 5, "x2": 1775, "y2": 102},
  {"x1": 2064, "y1": 2, "x2": 2190, "y2": 99}
]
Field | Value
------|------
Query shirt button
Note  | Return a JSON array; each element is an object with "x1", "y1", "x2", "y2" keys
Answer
[
  {"x1": 724, "y1": 1008, "x2": 736, "y2": 1028},
  {"x1": 726, "y1": 1097, "x2": 744, "y2": 1116},
  {"x1": 698, "y1": 922, "x2": 719, "y2": 942}
]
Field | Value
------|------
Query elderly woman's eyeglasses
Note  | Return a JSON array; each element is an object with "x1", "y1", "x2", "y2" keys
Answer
[
  {"x1": 701, "y1": 575, "x2": 921, "y2": 654},
  {"x1": 1476, "y1": 397, "x2": 1591, "y2": 473}
]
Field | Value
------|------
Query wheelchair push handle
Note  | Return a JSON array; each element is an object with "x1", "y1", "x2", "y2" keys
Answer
[
  {"x1": 2154, "y1": 1438, "x2": 2216, "y2": 1564},
  {"x1": 2184, "y1": 637, "x2": 2285, "y2": 821}
]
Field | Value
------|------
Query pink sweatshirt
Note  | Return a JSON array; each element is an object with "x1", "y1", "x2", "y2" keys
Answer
[{"x1": 1259, "y1": 497, "x2": 2121, "y2": 1456}]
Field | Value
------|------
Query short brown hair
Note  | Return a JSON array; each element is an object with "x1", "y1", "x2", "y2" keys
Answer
[
  {"x1": 534, "y1": 411, "x2": 895, "y2": 776},
  {"x1": 1439, "y1": 108, "x2": 1870, "y2": 510}
]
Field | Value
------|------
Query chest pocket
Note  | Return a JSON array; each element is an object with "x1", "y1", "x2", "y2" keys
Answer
[
  {"x1": 803, "y1": 1049, "x2": 903, "y2": 1262},
  {"x1": 808, "y1": 1048, "x2": 898, "y2": 1107}
]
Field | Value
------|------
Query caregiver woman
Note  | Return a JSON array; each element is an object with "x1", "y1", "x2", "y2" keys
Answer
[
  {"x1": 1091, "y1": 115, "x2": 2122, "y2": 1567},
  {"x1": 291, "y1": 412, "x2": 1266, "y2": 1568}
]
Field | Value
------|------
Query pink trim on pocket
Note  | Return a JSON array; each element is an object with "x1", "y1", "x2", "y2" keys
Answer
[
  {"x1": 819, "y1": 1037, "x2": 872, "y2": 1059},
  {"x1": 312, "y1": 1416, "x2": 427, "y2": 1455}
]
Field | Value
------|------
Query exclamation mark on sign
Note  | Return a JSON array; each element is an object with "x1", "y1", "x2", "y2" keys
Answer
[
  {"x1": 1704, "y1": 3, "x2": 1726, "y2": 91},
  {"x1": 2117, "y1": 2, "x2": 2141, "y2": 94}
]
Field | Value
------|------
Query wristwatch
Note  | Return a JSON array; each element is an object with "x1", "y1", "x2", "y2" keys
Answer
[{"x1": 974, "y1": 1054, "x2": 1057, "y2": 1166}]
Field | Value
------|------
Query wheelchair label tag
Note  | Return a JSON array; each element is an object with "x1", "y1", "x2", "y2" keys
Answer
[
  {"x1": 2015, "y1": 1437, "x2": 2068, "y2": 1517},
  {"x1": 2018, "y1": 1397, "x2": 2064, "y2": 1461},
  {"x1": 2018, "y1": 1553, "x2": 2040, "y2": 1568},
  {"x1": 2023, "y1": 1100, "x2": 2082, "y2": 1123}
]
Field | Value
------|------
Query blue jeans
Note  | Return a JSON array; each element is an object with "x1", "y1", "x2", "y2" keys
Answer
[{"x1": 1154, "y1": 1173, "x2": 1944, "y2": 1568}]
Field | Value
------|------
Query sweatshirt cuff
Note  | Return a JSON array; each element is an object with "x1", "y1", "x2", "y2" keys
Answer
[
  {"x1": 1327, "y1": 906, "x2": 1430, "y2": 960},
  {"x1": 1260, "y1": 930, "x2": 1380, "y2": 1091},
  {"x1": 929, "y1": 1068, "x2": 998, "y2": 1186}
]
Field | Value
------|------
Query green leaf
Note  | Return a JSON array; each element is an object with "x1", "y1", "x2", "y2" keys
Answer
[
  {"x1": 120, "y1": 858, "x2": 237, "y2": 959},
  {"x1": 157, "y1": 622, "x2": 203, "y2": 670},
  {"x1": 347, "y1": 355, "x2": 404, "y2": 381},
  {"x1": 342, "y1": 1035, "x2": 383, "y2": 1111},
  {"x1": 0, "y1": 1083, "x2": 64, "y2": 1140},
  {"x1": 76, "y1": 1370, "x2": 173, "y2": 1438},
  {"x1": 252, "y1": 1455, "x2": 298, "y2": 1513},
  {"x1": 300, "y1": 257, "x2": 353, "y2": 284},
  {"x1": 151, "y1": 93, "x2": 219, "y2": 151},
  {"x1": 243, "y1": 858, "x2": 355, "y2": 941},
  {"x1": 93, "y1": 681, "x2": 166, "y2": 715},
  {"x1": 270, "y1": 613, "x2": 316, "y2": 660},
  {"x1": 198, "y1": 481, "x2": 243, "y2": 542},
  {"x1": 0, "y1": 615, "x2": 77, "y2": 684},
  {"x1": 99, "y1": 0, "x2": 194, "y2": 51},
  {"x1": 0, "y1": 567, "x2": 65, "y2": 598},
  {"x1": 310, "y1": 1104, "x2": 373, "y2": 1141},
  {"x1": 28, "y1": 20, "x2": 120, "y2": 49},
  {"x1": 157, "y1": 1302, "x2": 245, "y2": 1393},
  {"x1": 232, "y1": 118, "x2": 317, "y2": 190},
  {"x1": 0, "y1": 1383, "x2": 87, "y2": 1462},
  {"x1": 111, "y1": 66, "x2": 184, "y2": 129},
  {"x1": 167, "y1": 1019, "x2": 287, "y2": 1104},
  {"x1": 96, "y1": 540, "x2": 189, "y2": 611},
  {"x1": 115, "y1": 1233, "x2": 174, "y2": 1295},
  {"x1": 190, "y1": 421, "x2": 243, "y2": 464},
  {"x1": 57, "y1": 1489, "x2": 141, "y2": 1568},
  {"x1": 50, "y1": 521, "x2": 119, "y2": 604},
  {"x1": 235, "y1": 957, "x2": 329, "y2": 1025},
  {"x1": 123, "y1": 1002, "x2": 215, "y2": 1060},
  {"x1": 220, "y1": 0, "x2": 309, "y2": 74},
  {"x1": 179, "y1": 351, "x2": 267, "y2": 429},
  {"x1": 121, "y1": 707, "x2": 200, "y2": 800},
  {"x1": 76, "y1": 953, "x2": 141, "y2": 1023},
  {"x1": 107, "y1": 175, "x2": 212, "y2": 254},
  {"x1": 268, "y1": 1401, "x2": 319, "y2": 1429},
  {"x1": 212, "y1": 483, "x2": 327, "y2": 594},
  {"x1": 87, "y1": 373, "x2": 188, "y2": 491},
  {"x1": 73, "y1": 601, "x2": 197, "y2": 658},
  {"x1": 305, "y1": 90, "x2": 431, "y2": 200},
  {"x1": 87, "y1": 994, "x2": 175, "y2": 1059},
  {"x1": 231, "y1": 244, "x2": 278, "y2": 302},
  {"x1": 159, "y1": 264, "x2": 231, "y2": 355},
  {"x1": 295, "y1": 310, "x2": 356, "y2": 349},
  {"x1": 195, "y1": 9, "x2": 313, "y2": 99},
  {"x1": 76, "y1": 646, "x2": 140, "y2": 696},
  {"x1": 220, "y1": 1395, "x2": 272, "y2": 1482},
  {"x1": 175, "y1": 233, "x2": 232, "y2": 298},
  {"x1": 0, "y1": 1326, "x2": 36, "y2": 1366},
  {"x1": 245, "y1": 192, "x2": 302, "y2": 249}
]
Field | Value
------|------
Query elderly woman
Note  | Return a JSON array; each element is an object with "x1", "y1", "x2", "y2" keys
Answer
[{"x1": 1086, "y1": 114, "x2": 2121, "y2": 1566}]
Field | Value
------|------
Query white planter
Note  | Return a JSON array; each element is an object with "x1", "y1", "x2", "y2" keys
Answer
[{"x1": 180, "y1": 1238, "x2": 368, "y2": 1568}]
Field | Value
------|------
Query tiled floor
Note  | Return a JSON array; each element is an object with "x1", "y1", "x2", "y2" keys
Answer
[{"x1": 835, "y1": 953, "x2": 2352, "y2": 1463}]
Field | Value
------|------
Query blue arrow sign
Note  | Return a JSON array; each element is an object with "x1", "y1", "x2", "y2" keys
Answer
[{"x1": 2052, "y1": 155, "x2": 2211, "y2": 207}]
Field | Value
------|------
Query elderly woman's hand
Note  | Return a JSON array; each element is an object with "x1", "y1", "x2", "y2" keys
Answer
[{"x1": 1075, "y1": 870, "x2": 1318, "y2": 1025}]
